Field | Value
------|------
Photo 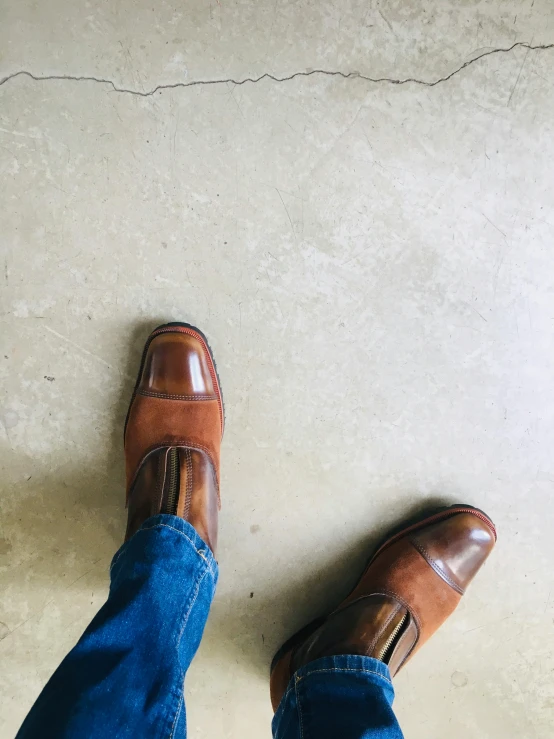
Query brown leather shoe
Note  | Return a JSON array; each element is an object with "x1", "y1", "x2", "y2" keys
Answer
[
  {"x1": 270, "y1": 505, "x2": 496, "y2": 710},
  {"x1": 124, "y1": 322, "x2": 224, "y2": 552}
]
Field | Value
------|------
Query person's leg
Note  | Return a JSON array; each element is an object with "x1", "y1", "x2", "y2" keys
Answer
[
  {"x1": 16, "y1": 323, "x2": 225, "y2": 738},
  {"x1": 270, "y1": 505, "x2": 497, "y2": 738},
  {"x1": 272, "y1": 656, "x2": 402, "y2": 739},
  {"x1": 17, "y1": 514, "x2": 216, "y2": 739}
]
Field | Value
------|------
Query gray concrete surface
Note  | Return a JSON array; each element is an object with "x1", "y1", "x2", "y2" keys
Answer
[{"x1": 1, "y1": 1, "x2": 554, "y2": 736}]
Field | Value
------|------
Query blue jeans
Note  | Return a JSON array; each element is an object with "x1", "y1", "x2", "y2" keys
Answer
[{"x1": 17, "y1": 515, "x2": 403, "y2": 739}]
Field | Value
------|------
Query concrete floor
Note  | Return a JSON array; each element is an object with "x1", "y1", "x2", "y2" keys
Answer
[{"x1": 1, "y1": 1, "x2": 554, "y2": 736}]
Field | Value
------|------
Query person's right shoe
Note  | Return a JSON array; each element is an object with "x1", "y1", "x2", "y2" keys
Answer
[{"x1": 270, "y1": 505, "x2": 496, "y2": 711}]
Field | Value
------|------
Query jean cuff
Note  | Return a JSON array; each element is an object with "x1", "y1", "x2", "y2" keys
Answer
[
  {"x1": 293, "y1": 654, "x2": 394, "y2": 687},
  {"x1": 111, "y1": 514, "x2": 217, "y2": 574}
]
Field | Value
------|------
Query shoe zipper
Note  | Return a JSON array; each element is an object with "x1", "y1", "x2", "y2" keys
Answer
[
  {"x1": 376, "y1": 612, "x2": 407, "y2": 663},
  {"x1": 162, "y1": 448, "x2": 180, "y2": 515}
]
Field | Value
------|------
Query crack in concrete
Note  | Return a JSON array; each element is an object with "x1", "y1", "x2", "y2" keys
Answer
[{"x1": 0, "y1": 41, "x2": 553, "y2": 97}]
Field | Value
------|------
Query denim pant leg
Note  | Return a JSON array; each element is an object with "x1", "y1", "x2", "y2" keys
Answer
[
  {"x1": 272, "y1": 655, "x2": 404, "y2": 739},
  {"x1": 16, "y1": 514, "x2": 217, "y2": 739}
]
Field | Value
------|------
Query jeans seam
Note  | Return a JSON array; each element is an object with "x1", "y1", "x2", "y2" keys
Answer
[
  {"x1": 300, "y1": 666, "x2": 393, "y2": 686},
  {"x1": 176, "y1": 566, "x2": 211, "y2": 650},
  {"x1": 282, "y1": 683, "x2": 295, "y2": 704},
  {"x1": 169, "y1": 693, "x2": 184, "y2": 739},
  {"x1": 294, "y1": 676, "x2": 305, "y2": 739},
  {"x1": 109, "y1": 543, "x2": 128, "y2": 573},
  {"x1": 167, "y1": 561, "x2": 212, "y2": 737}
]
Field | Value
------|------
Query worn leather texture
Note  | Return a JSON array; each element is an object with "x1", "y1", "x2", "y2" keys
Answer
[
  {"x1": 409, "y1": 513, "x2": 494, "y2": 594},
  {"x1": 291, "y1": 594, "x2": 409, "y2": 669},
  {"x1": 176, "y1": 448, "x2": 219, "y2": 553},
  {"x1": 125, "y1": 395, "x2": 221, "y2": 500},
  {"x1": 125, "y1": 448, "x2": 169, "y2": 542}
]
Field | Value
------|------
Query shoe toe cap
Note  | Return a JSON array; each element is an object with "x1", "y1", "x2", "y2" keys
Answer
[
  {"x1": 411, "y1": 511, "x2": 496, "y2": 594},
  {"x1": 140, "y1": 331, "x2": 216, "y2": 397}
]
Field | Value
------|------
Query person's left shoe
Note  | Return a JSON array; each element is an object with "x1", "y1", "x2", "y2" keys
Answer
[
  {"x1": 123, "y1": 322, "x2": 224, "y2": 552},
  {"x1": 270, "y1": 504, "x2": 496, "y2": 710}
]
